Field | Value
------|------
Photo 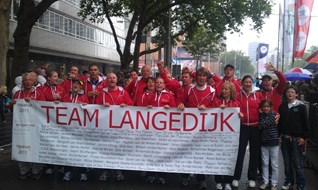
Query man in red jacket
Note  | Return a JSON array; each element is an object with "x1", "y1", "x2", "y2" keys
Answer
[
  {"x1": 177, "y1": 67, "x2": 216, "y2": 190},
  {"x1": 96, "y1": 72, "x2": 132, "y2": 181},
  {"x1": 12, "y1": 72, "x2": 45, "y2": 180},
  {"x1": 60, "y1": 66, "x2": 86, "y2": 92},
  {"x1": 214, "y1": 64, "x2": 241, "y2": 97},
  {"x1": 124, "y1": 65, "x2": 152, "y2": 105},
  {"x1": 84, "y1": 64, "x2": 108, "y2": 104},
  {"x1": 259, "y1": 63, "x2": 287, "y2": 112}
]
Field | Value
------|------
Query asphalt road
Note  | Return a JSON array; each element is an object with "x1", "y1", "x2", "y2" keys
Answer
[{"x1": 1, "y1": 146, "x2": 318, "y2": 190}]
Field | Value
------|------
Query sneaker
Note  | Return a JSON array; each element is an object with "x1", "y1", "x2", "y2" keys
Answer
[
  {"x1": 248, "y1": 180, "x2": 256, "y2": 188},
  {"x1": 32, "y1": 172, "x2": 41, "y2": 180},
  {"x1": 145, "y1": 175, "x2": 155, "y2": 183},
  {"x1": 224, "y1": 183, "x2": 232, "y2": 190},
  {"x1": 80, "y1": 173, "x2": 87, "y2": 181},
  {"x1": 115, "y1": 171, "x2": 124, "y2": 181},
  {"x1": 282, "y1": 182, "x2": 292, "y2": 190},
  {"x1": 57, "y1": 167, "x2": 64, "y2": 174},
  {"x1": 216, "y1": 183, "x2": 223, "y2": 190},
  {"x1": 140, "y1": 171, "x2": 147, "y2": 177},
  {"x1": 232, "y1": 180, "x2": 239, "y2": 188},
  {"x1": 45, "y1": 168, "x2": 53, "y2": 174},
  {"x1": 181, "y1": 177, "x2": 189, "y2": 186},
  {"x1": 297, "y1": 185, "x2": 305, "y2": 190},
  {"x1": 271, "y1": 184, "x2": 277, "y2": 190},
  {"x1": 99, "y1": 171, "x2": 109, "y2": 181},
  {"x1": 259, "y1": 183, "x2": 268, "y2": 189},
  {"x1": 156, "y1": 177, "x2": 165, "y2": 184},
  {"x1": 18, "y1": 172, "x2": 30, "y2": 180},
  {"x1": 198, "y1": 181, "x2": 207, "y2": 190},
  {"x1": 63, "y1": 171, "x2": 72, "y2": 181}
]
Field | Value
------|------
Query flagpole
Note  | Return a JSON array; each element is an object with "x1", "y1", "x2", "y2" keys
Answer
[
  {"x1": 282, "y1": 0, "x2": 286, "y2": 72},
  {"x1": 292, "y1": 0, "x2": 297, "y2": 68},
  {"x1": 277, "y1": 3, "x2": 281, "y2": 69}
]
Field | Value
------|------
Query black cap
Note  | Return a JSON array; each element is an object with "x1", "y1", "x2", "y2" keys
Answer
[
  {"x1": 72, "y1": 78, "x2": 84, "y2": 85},
  {"x1": 224, "y1": 64, "x2": 234, "y2": 70},
  {"x1": 262, "y1": 75, "x2": 272, "y2": 80}
]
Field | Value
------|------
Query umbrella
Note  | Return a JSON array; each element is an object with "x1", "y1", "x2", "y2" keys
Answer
[
  {"x1": 303, "y1": 62, "x2": 318, "y2": 71},
  {"x1": 285, "y1": 67, "x2": 312, "y2": 75},
  {"x1": 285, "y1": 73, "x2": 312, "y2": 81},
  {"x1": 306, "y1": 50, "x2": 318, "y2": 63}
]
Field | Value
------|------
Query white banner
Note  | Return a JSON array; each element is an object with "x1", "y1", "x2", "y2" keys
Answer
[{"x1": 12, "y1": 100, "x2": 240, "y2": 175}]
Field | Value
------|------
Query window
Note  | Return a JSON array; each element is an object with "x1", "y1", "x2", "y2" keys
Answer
[{"x1": 39, "y1": 11, "x2": 50, "y2": 29}]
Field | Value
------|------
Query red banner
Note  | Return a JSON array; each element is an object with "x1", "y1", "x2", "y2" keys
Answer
[{"x1": 293, "y1": 0, "x2": 314, "y2": 58}]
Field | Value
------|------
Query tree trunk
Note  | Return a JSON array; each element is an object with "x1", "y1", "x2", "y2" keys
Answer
[{"x1": 0, "y1": 0, "x2": 11, "y2": 87}]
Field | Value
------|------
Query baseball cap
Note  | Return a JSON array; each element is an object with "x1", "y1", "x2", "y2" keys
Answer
[
  {"x1": 72, "y1": 78, "x2": 84, "y2": 85},
  {"x1": 262, "y1": 75, "x2": 272, "y2": 80},
  {"x1": 224, "y1": 64, "x2": 234, "y2": 70}
]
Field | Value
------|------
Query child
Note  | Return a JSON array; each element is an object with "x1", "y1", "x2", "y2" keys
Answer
[
  {"x1": 258, "y1": 99, "x2": 279, "y2": 190},
  {"x1": 278, "y1": 85, "x2": 308, "y2": 190},
  {"x1": 61, "y1": 78, "x2": 89, "y2": 181},
  {"x1": 0, "y1": 86, "x2": 11, "y2": 124}
]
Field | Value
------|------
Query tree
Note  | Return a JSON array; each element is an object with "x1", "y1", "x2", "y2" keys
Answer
[
  {"x1": 0, "y1": 0, "x2": 11, "y2": 87},
  {"x1": 220, "y1": 50, "x2": 254, "y2": 79},
  {"x1": 78, "y1": 0, "x2": 273, "y2": 72},
  {"x1": 10, "y1": 0, "x2": 58, "y2": 90},
  {"x1": 182, "y1": 26, "x2": 226, "y2": 70}
]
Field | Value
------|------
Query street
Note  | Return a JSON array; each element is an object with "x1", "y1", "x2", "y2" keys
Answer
[{"x1": 1, "y1": 146, "x2": 318, "y2": 190}]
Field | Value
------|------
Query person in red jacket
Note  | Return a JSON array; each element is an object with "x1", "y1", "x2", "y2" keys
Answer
[
  {"x1": 214, "y1": 64, "x2": 241, "y2": 97},
  {"x1": 96, "y1": 72, "x2": 132, "y2": 181},
  {"x1": 61, "y1": 78, "x2": 89, "y2": 181},
  {"x1": 213, "y1": 81, "x2": 243, "y2": 190},
  {"x1": 39, "y1": 70, "x2": 65, "y2": 102},
  {"x1": 150, "y1": 77, "x2": 176, "y2": 108},
  {"x1": 60, "y1": 66, "x2": 86, "y2": 91},
  {"x1": 84, "y1": 64, "x2": 108, "y2": 104},
  {"x1": 156, "y1": 61, "x2": 181, "y2": 98},
  {"x1": 232, "y1": 75, "x2": 264, "y2": 188},
  {"x1": 259, "y1": 63, "x2": 287, "y2": 113},
  {"x1": 177, "y1": 67, "x2": 216, "y2": 111},
  {"x1": 177, "y1": 67, "x2": 216, "y2": 190},
  {"x1": 135, "y1": 77, "x2": 156, "y2": 107},
  {"x1": 61, "y1": 78, "x2": 89, "y2": 104},
  {"x1": 95, "y1": 72, "x2": 133, "y2": 107},
  {"x1": 124, "y1": 65, "x2": 152, "y2": 105},
  {"x1": 38, "y1": 70, "x2": 65, "y2": 175},
  {"x1": 12, "y1": 72, "x2": 45, "y2": 180}
]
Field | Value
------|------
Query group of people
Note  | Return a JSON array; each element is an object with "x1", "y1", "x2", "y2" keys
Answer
[{"x1": 10, "y1": 62, "x2": 308, "y2": 190}]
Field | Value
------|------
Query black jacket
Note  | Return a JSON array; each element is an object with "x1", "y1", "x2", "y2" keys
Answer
[{"x1": 278, "y1": 100, "x2": 309, "y2": 139}]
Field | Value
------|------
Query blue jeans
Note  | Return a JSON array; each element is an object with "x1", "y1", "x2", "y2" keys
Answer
[{"x1": 281, "y1": 137, "x2": 305, "y2": 188}]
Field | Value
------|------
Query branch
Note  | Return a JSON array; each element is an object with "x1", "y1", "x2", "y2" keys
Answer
[
  {"x1": 34, "y1": 0, "x2": 58, "y2": 22},
  {"x1": 101, "y1": 0, "x2": 123, "y2": 57},
  {"x1": 139, "y1": 43, "x2": 165, "y2": 57},
  {"x1": 142, "y1": 1, "x2": 182, "y2": 28}
]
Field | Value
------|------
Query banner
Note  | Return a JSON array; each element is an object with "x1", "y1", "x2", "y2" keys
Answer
[
  {"x1": 283, "y1": 0, "x2": 295, "y2": 54},
  {"x1": 293, "y1": 0, "x2": 314, "y2": 58},
  {"x1": 12, "y1": 100, "x2": 240, "y2": 175},
  {"x1": 256, "y1": 43, "x2": 269, "y2": 74}
]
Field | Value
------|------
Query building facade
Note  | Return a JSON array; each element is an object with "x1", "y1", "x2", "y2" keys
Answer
[{"x1": 8, "y1": 0, "x2": 132, "y2": 75}]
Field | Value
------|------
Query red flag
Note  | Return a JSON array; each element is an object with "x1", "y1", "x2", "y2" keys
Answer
[{"x1": 293, "y1": 0, "x2": 314, "y2": 58}]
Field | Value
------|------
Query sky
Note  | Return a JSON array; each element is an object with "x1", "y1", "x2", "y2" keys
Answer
[{"x1": 226, "y1": 1, "x2": 318, "y2": 55}]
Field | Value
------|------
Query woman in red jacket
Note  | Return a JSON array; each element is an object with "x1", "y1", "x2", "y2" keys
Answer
[
  {"x1": 38, "y1": 70, "x2": 65, "y2": 175},
  {"x1": 39, "y1": 70, "x2": 65, "y2": 102},
  {"x1": 150, "y1": 77, "x2": 176, "y2": 108},
  {"x1": 232, "y1": 75, "x2": 264, "y2": 188},
  {"x1": 213, "y1": 81, "x2": 243, "y2": 190},
  {"x1": 135, "y1": 77, "x2": 156, "y2": 107}
]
